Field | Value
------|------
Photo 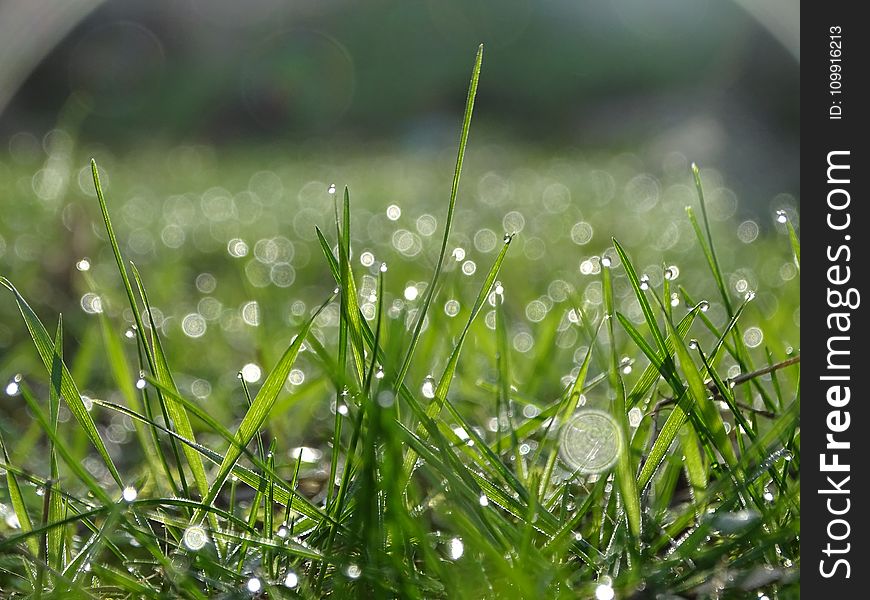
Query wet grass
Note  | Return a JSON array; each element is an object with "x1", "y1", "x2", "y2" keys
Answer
[{"x1": 0, "y1": 47, "x2": 800, "y2": 598}]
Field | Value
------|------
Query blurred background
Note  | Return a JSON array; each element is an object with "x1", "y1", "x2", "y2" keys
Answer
[{"x1": 0, "y1": 0, "x2": 799, "y2": 460}]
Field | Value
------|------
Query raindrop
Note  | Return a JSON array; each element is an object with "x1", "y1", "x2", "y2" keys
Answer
[
  {"x1": 763, "y1": 490, "x2": 774, "y2": 502},
  {"x1": 628, "y1": 407, "x2": 642, "y2": 427},
  {"x1": 122, "y1": 486, "x2": 138, "y2": 502},
  {"x1": 447, "y1": 537, "x2": 464, "y2": 560},
  {"x1": 699, "y1": 300, "x2": 710, "y2": 312},
  {"x1": 639, "y1": 274, "x2": 650, "y2": 291},
  {"x1": 744, "y1": 290, "x2": 756, "y2": 302},
  {"x1": 494, "y1": 281, "x2": 504, "y2": 296},
  {"x1": 328, "y1": 183, "x2": 336, "y2": 195},
  {"x1": 601, "y1": 256, "x2": 612, "y2": 268},
  {"x1": 246, "y1": 577, "x2": 262, "y2": 593},
  {"x1": 5, "y1": 380, "x2": 20, "y2": 396},
  {"x1": 479, "y1": 494, "x2": 489, "y2": 507},
  {"x1": 379, "y1": 262, "x2": 388, "y2": 273},
  {"x1": 503, "y1": 233, "x2": 513, "y2": 243},
  {"x1": 284, "y1": 570, "x2": 299, "y2": 588},
  {"x1": 595, "y1": 583, "x2": 615, "y2": 600},
  {"x1": 183, "y1": 525, "x2": 208, "y2": 550},
  {"x1": 241, "y1": 363, "x2": 262, "y2": 383},
  {"x1": 776, "y1": 209, "x2": 788, "y2": 224},
  {"x1": 670, "y1": 293, "x2": 680, "y2": 307},
  {"x1": 375, "y1": 365, "x2": 385, "y2": 380},
  {"x1": 688, "y1": 339, "x2": 699, "y2": 350},
  {"x1": 421, "y1": 377, "x2": 436, "y2": 399},
  {"x1": 664, "y1": 265, "x2": 679, "y2": 281},
  {"x1": 135, "y1": 372, "x2": 147, "y2": 390},
  {"x1": 559, "y1": 410, "x2": 622, "y2": 474},
  {"x1": 337, "y1": 403, "x2": 349, "y2": 416},
  {"x1": 76, "y1": 258, "x2": 91, "y2": 272},
  {"x1": 290, "y1": 446, "x2": 322, "y2": 462},
  {"x1": 124, "y1": 326, "x2": 136, "y2": 339}
]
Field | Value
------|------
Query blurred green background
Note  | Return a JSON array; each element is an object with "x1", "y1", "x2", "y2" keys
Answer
[{"x1": 0, "y1": 0, "x2": 799, "y2": 447}]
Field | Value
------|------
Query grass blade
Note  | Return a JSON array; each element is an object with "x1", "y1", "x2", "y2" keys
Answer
[{"x1": 0, "y1": 277, "x2": 123, "y2": 486}]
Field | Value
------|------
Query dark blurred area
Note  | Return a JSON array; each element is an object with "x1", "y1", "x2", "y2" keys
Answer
[{"x1": 1, "y1": 0, "x2": 798, "y2": 199}]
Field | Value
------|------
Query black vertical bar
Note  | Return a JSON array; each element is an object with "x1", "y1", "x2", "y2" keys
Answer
[{"x1": 803, "y1": 4, "x2": 868, "y2": 595}]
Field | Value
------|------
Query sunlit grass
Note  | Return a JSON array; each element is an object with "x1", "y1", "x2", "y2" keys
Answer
[{"x1": 0, "y1": 46, "x2": 799, "y2": 598}]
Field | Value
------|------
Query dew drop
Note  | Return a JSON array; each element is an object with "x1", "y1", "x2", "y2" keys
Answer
[
  {"x1": 284, "y1": 570, "x2": 299, "y2": 588},
  {"x1": 699, "y1": 300, "x2": 709, "y2": 312},
  {"x1": 246, "y1": 577, "x2": 262, "y2": 593},
  {"x1": 447, "y1": 537, "x2": 464, "y2": 560},
  {"x1": 337, "y1": 403, "x2": 349, "y2": 416},
  {"x1": 639, "y1": 274, "x2": 650, "y2": 291},
  {"x1": 122, "y1": 486, "x2": 138, "y2": 502},
  {"x1": 421, "y1": 377, "x2": 436, "y2": 399},
  {"x1": 76, "y1": 258, "x2": 91, "y2": 272},
  {"x1": 404, "y1": 285, "x2": 419, "y2": 301},
  {"x1": 776, "y1": 209, "x2": 788, "y2": 224},
  {"x1": 479, "y1": 493, "x2": 489, "y2": 507},
  {"x1": 744, "y1": 290, "x2": 756, "y2": 302},
  {"x1": 241, "y1": 363, "x2": 262, "y2": 383},
  {"x1": 183, "y1": 525, "x2": 208, "y2": 550},
  {"x1": 688, "y1": 339, "x2": 699, "y2": 350},
  {"x1": 595, "y1": 583, "x2": 615, "y2": 600},
  {"x1": 5, "y1": 380, "x2": 20, "y2": 396},
  {"x1": 328, "y1": 183, "x2": 337, "y2": 195},
  {"x1": 124, "y1": 326, "x2": 136, "y2": 339},
  {"x1": 601, "y1": 256, "x2": 612, "y2": 268},
  {"x1": 628, "y1": 407, "x2": 643, "y2": 427},
  {"x1": 375, "y1": 365, "x2": 385, "y2": 380},
  {"x1": 345, "y1": 564, "x2": 362, "y2": 579},
  {"x1": 503, "y1": 233, "x2": 513, "y2": 243},
  {"x1": 379, "y1": 262, "x2": 388, "y2": 273},
  {"x1": 135, "y1": 371, "x2": 147, "y2": 390},
  {"x1": 664, "y1": 265, "x2": 679, "y2": 281}
]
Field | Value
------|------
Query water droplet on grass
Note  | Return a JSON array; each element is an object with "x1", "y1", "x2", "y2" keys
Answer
[
  {"x1": 404, "y1": 285, "x2": 419, "y2": 301},
  {"x1": 559, "y1": 410, "x2": 622, "y2": 474},
  {"x1": 479, "y1": 493, "x2": 489, "y2": 507},
  {"x1": 664, "y1": 265, "x2": 679, "y2": 280},
  {"x1": 699, "y1": 300, "x2": 709, "y2": 312},
  {"x1": 688, "y1": 339, "x2": 699, "y2": 350},
  {"x1": 246, "y1": 577, "x2": 262, "y2": 593},
  {"x1": 776, "y1": 209, "x2": 788, "y2": 224},
  {"x1": 452, "y1": 247, "x2": 465, "y2": 261},
  {"x1": 183, "y1": 525, "x2": 208, "y2": 550},
  {"x1": 284, "y1": 570, "x2": 299, "y2": 588},
  {"x1": 345, "y1": 564, "x2": 362, "y2": 579},
  {"x1": 745, "y1": 290, "x2": 756, "y2": 302},
  {"x1": 5, "y1": 380, "x2": 20, "y2": 396},
  {"x1": 76, "y1": 258, "x2": 91, "y2": 271},
  {"x1": 601, "y1": 256, "x2": 612, "y2": 268},
  {"x1": 328, "y1": 183, "x2": 336, "y2": 195},
  {"x1": 595, "y1": 583, "x2": 615, "y2": 600},
  {"x1": 421, "y1": 377, "x2": 435, "y2": 399},
  {"x1": 447, "y1": 537, "x2": 464, "y2": 560},
  {"x1": 379, "y1": 262, "x2": 388, "y2": 273},
  {"x1": 122, "y1": 486, "x2": 138, "y2": 502},
  {"x1": 639, "y1": 274, "x2": 650, "y2": 290},
  {"x1": 628, "y1": 407, "x2": 642, "y2": 427},
  {"x1": 241, "y1": 363, "x2": 262, "y2": 383},
  {"x1": 124, "y1": 326, "x2": 136, "y2": 339}
]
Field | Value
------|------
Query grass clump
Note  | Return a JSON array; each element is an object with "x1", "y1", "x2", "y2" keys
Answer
[{"x1": 0, "y1": 46, "x2": 799, "y2": 598}]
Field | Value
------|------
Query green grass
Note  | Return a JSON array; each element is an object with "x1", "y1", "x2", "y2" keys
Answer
[{"x1": 0, "y1": 47, "x2": 799, "y2": 598}]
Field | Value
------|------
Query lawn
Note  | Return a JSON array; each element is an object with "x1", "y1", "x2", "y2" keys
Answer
[{"x1": 0, "y1": 49, "x2": 800, "y2": 598}]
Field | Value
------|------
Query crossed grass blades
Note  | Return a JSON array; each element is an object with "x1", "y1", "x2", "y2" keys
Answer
[{"x1": 0, "y1": 45, "x2": 799, "y2": 598}]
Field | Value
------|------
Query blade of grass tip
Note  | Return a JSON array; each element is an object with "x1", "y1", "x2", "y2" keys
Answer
[
  {"x1": 395, "y1": 44, "x2": 483, "y2": 390},
  {"x1": 339, "y1": 187, "x2": 366, "y2": 385},
  {"x1": 194, "y1": 291, "x2": 335, "y2": 523},
  {"x1": 401, "y1": 235, "x2": 512, "y2": 484},
  {"x1": 0, "y1": 277, "x2": 122, "y2": 487},
  {"x1": 689, "y1": 163, "x2": 733, "y2": 316}
]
